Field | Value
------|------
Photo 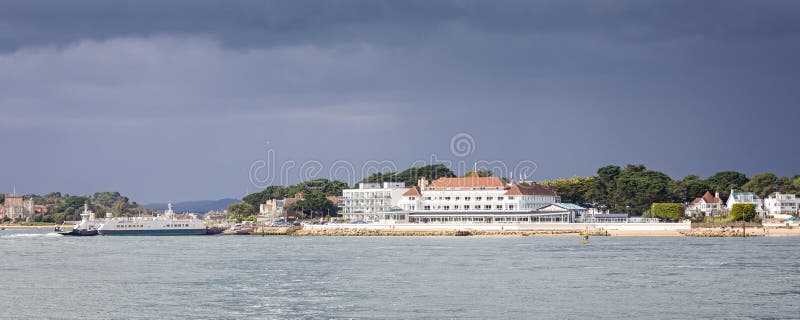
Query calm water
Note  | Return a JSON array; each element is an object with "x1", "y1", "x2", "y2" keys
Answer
[{"x1": 1, "y1": 229, "x2": 798, "y2": 319}]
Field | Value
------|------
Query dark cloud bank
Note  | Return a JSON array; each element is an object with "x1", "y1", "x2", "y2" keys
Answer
[{"x1": 1, "y1": 1, "x2": 799, "y2": 202}]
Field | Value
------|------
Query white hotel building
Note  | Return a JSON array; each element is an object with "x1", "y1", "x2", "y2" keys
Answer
[
  {"x1": 339, "y1": 182, "x2": 409, "y2": 222},
  {"x1": 395, "y1": 172, "x2": 583, "y2": 223}
]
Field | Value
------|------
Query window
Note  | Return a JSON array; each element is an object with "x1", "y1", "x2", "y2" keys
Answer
[
  {"x1": 487, "y1": 197, "x2": 493, "y2": 201},
  {"x1": 455, "y1": 197, "x2": 461, "y2": 201},
  {"x1": 497, "y1": 197, "x2": 504, "y2": 201},
  {"x1": 484, "y1": 205, "x2": 491, "y2": 210},
  {"x1": 464, "y1": 205, "x2": 470, "y2": 210},
  {"x1": 496, "y1": 205, "x2": 503, "y2": 210},
  {"x1": 476, "y1": 197, "x2": 482, "y2": 201},
  {"x1": 424, "y1": 206, "x2": 431, "y2": 210},
  {"x1": 445, "y1": 197, "x2": 451, "y2": 201},
  {"x1": 465, "y1": 197, "x2": 471, "y2": 201},
  {"x1": 454, "y1": 205, "x2": 460, "y2": 210},
  {"x1": 444, "y1": 206, "x2": 450, "y2": 210}
]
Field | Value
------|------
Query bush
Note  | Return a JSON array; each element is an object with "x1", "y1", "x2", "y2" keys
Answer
[
  {"x1": 651, "y1": 203, "x2": 684, "y2": 221},
  {"x1": 729, "y1": 203, "x2": 757, "y2": 222}
]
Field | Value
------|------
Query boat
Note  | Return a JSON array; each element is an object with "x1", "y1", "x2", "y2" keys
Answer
[
  {"x1": 98, "y1": 202, "x2": 209, "y2": 236},
  {"x1": 59, "y1": 204, "x2": 101, "y2": 236}
]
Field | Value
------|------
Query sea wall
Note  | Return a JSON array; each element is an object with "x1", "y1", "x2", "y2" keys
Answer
[{"x1": 302, "y1": 222, "x2": 691, "y2": 233}]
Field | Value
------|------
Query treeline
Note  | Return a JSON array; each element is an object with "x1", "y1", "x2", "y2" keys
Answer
[
  {"x1": 542, "y1": 164, "x2": 800, "y2": 215},
  {"x1": 0, "y1": 191, "x2": 151, "y2": 224},
  {"x1": 232, "y1": 179, "x2": 349, "y2": 220}
]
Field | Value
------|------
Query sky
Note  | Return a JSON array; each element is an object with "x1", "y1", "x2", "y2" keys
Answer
[{"x1": 1, "y1": 0, "x2": 799, "y2": 203}]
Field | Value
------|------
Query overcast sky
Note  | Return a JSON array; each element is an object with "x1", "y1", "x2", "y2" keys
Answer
[{"x1": 1, "y1": 0, "x2": 799, "y2": 202}]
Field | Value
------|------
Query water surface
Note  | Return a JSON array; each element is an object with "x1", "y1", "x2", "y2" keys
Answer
[{"x1": 1, "y1": 229, "x2": 798, "y2": 319}]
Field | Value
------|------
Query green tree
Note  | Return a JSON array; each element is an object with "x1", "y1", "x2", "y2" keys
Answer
[
  {"x1": 729, "y1": 203, "x2": 757, "y2": 222},
  {"x1": 289, "y1": 191, "x2": 336, "y2": 218},
  {"x1": 463, "y1": 169, "x2": 493, "y2": 177},
  {"x1": 706, "y1": 171, "x2": 749, "y2": 200},
  {"x1": 670, "y1": 175, "x2": 711, "y2": 203},
  {"x1": 651, "y1": 203, "x2": 684, "y2": 221},
  {"x1": 361, "y1": 164, "x2": 455, "y2": 186},
  {"x1": 741, "y1": 173, "x2": 779, "y2": 198},
  {"x1": 226, "y1": 202, "x2": 255, "y2": 221},
  {"x1": 543, "y1": 176, "x2": 595, "y2": 207},
  {"x1": 614, "y1": 165, "x2": 673, "y2": 215},
  {"x1": 593, "y1": 165, "x2": 621, "y2": 211}
]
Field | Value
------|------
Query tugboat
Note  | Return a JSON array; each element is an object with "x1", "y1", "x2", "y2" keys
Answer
[{"x1": 59, "y1": 204, "x2": 101, "y2": 236}]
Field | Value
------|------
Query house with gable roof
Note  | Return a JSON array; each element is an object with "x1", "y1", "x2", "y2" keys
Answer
[{"x1": 685, "y1": 191, "x2": 724, "y2": 218}]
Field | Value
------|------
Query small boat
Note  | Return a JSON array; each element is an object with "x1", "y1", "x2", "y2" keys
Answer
[
  {"x1": 580, "y1": 229, "x2": 590, "y2": 245},
  {"x1": 59, "y1": 204, "x2": 101, "y2": 236}
]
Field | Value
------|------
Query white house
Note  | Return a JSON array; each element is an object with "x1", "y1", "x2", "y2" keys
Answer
[
  {"x1": 727, "y1": 189, "x2": 764, "y2": 214},
  {"x1": 685, "y1": 191, "x2": 724, "y2": 217},
  {"x1": 763, "y1": 192, "x2": 799, "y2": 215},
  {"x1": 339, "y1": 182, "x2": 409, "y2": 222}
]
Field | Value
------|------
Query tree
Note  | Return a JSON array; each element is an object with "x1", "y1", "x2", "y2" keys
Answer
[
  {"x1": 361, "y1": 164, "x2": 455, "y2": 186},
  {"x1": 614, "y1": 165, "x2": 673, "y2": 215},
  {"x1": 288, "y1": 191, "x2": 336, "y2": 219},
  {"x1": 651, "y1": 203, "x2": 684, "y2": 221},
  {"x1": 543, "y1": 177, "x2": 595, "y2": 207},
  {"x1": 593, "y1": 165, "x2": 621, "y2": 211},
  {"x1": 729, "y1": 203, "x2": 757, "y2": 222},
  {"x1": 741, "y1": 173, "x2": 779, "y2": 198},
  {"x1": 706, "y1": 171, "x2": 749, "y2": 200},
  {"x1": 226, "y1": 202, "x2": 255, "y2": 221},
  {"x1": 671, "y1": 175, "x2": 711, "y2": 203},
  {"x1": 463, "y1": 169, "x2": 493, "y2": 177}
]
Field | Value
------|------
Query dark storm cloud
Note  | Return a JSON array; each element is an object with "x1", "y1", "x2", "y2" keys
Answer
[
  {"x1": 3, "y1": 0, "x2": 800, "y2": 51},
  {"x1": 1, "y1": 1, "x2": 799, "y2": 202}
]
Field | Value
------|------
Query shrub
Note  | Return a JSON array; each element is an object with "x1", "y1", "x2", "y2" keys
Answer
[
  {"x1": 729, "y1": 203, "x2": 757, "y2": 222},
  {"x1": 651, "y1": 203, "x2": 684, "y2": 221}
]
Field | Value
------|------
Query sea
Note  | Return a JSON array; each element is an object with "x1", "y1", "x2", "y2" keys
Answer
[{"x1": 1, "y1": 228, "x2": 798, "y2": 319}]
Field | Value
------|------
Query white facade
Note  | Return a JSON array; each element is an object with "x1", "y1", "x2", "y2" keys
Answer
[
  {"x1": 726, "y1": 189, "x2": 764, "y2": 213},
  {"x1": 764, "y1": 192, "x2": 799, "y2": 215},
  {"x1": 685, "y1": 191, "x2": 724, "y2": 217},
  {"x1": 398, "y1": 177, "x2": 559, "y2": 214},
  {"x1": 339, "y1": 182, "x2": 409, "y2": 222}
]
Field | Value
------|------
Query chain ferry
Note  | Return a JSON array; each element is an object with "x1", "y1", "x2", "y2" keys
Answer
[{"x1": 98, "y1": 202, "x2": 209, "y2": 236}]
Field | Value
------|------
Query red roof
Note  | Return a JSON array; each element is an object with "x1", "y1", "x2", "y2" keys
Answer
[
  {"x1": 403, "y1": 186, "x2": 421, "y2": 196},
  {"x1": 428, "y1": 176, "x2": 507, "y2": 189},
  {"x1": 504, "y1": 183, "x2": 557, "y2": 196},
  {"x1": 692, "y1": 191, "x2": 722, "y2": 204}
]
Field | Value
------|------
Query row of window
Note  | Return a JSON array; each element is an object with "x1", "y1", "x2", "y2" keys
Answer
[
  {"x1": 428, "y1": 187, "x2": 503, "y2": 191},
  {"x1": 421, "y1": 204, "x2": 516, "y2": 211},
  {"x1": 419, "y1": 196, "x2": 515, "y2": 201}
]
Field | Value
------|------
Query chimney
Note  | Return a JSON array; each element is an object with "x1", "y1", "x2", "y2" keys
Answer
[
  {"x1": 418, "y1": 177, "x2": 428, "y2": 191},
  {"x1": 715, "y1": 191, "x2": 720, "y2": 200}
]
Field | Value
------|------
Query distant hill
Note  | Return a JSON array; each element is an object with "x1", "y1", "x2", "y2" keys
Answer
[{"x1": 144, "y1": 198, "x2": 239, "y2": 213}]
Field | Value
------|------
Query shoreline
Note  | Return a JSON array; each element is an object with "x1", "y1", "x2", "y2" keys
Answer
[{"x1": 4, "y1": 224, "x2": 799, "y2": 237}]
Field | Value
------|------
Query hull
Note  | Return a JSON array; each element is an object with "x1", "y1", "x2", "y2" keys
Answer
[
  {"x1": 60, "y1": 229, "x2": 99, "y2": 236},
  {"x1": 99, "y1": 228, "x2": 208, "y2": 236}
]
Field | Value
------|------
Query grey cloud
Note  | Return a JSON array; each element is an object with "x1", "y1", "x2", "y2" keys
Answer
[
  {"x1": 1, "y1": 1, "x2": 799, "y2": 202},
  {"x1": 2, "y1": 1, "x2": 800, "y2": 51}
]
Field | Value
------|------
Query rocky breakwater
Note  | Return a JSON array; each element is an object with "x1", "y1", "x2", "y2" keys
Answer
[{"x1": 680, "y1": 227, "x2": 763, "y2": 237}]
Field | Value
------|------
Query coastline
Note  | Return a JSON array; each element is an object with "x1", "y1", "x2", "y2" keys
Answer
[{"x1": 4, "y1": 224, "x2": 799, "y2": 237}]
